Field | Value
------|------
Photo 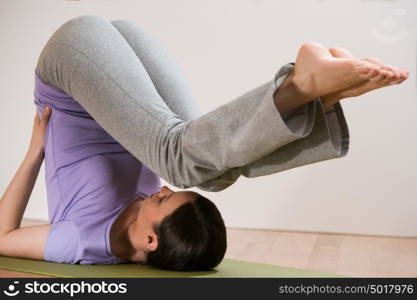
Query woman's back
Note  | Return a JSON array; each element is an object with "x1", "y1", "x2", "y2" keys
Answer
[{"x1": 34, "y1": 72, "x2": 161, "y2": 264}]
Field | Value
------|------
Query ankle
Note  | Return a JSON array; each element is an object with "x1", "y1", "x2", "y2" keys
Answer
[
  {"x1": 273, "y1": 70, "x2": 316, "y2": 115},
  {"x1": 291, "y1": 72, "x2": 320, "y2": 100}
]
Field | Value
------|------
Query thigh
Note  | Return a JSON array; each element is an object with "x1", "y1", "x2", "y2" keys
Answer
[
  {"x1": 110, "y1": 19, "x2": 202, "y2": 122},
  {"x1": 35, "y1": 15, "x2": 179, "y2": 127},
  {"x1": 34, "y1": 15, "x2": 310, "y2": 190},
  {"x1": 34, "y1": 15, "x2": 183, "y2": 180}
]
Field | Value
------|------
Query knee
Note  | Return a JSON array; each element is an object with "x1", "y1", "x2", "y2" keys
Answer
[
  {"x1": 109, "y1": 19, "x2": 131, "y2": 34},
  {"x1": 110, "y1": 19, "x2": 129, "y2": 27},
  {"x1": 110, "y1": 19, "x2": 147, "y2": 38},
  {"x1": 48, "y1": 15, "x2": 110, "y2": 44},
  {"x1": 65, "y1": 15, "x2": 108, "y2": 27}
]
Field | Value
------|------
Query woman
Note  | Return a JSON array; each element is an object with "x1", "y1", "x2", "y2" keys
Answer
[{"x1": 0, "y1": 15, "x2": 408, "y2": 271}]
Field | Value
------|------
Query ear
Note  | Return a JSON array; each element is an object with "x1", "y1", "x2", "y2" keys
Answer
[{"x1": 145, "y1": 232, "x2": 159, "y2": 252}]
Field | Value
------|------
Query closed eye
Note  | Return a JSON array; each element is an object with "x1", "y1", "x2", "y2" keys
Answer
[
  {"x1": 159, "y1": 196, "x2": 168, "y2": 204},
  {"x1": 159, "y1": 192, "x2": 175, "y2": 204}
]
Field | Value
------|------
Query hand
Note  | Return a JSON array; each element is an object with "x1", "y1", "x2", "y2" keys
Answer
[{"x1": 27, "y1": 106, "x2": 52, "y2": 158}]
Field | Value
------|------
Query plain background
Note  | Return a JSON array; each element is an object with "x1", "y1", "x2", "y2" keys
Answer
[{"x1": 0, "y1": 0, "x2": 415, "y2": 237}]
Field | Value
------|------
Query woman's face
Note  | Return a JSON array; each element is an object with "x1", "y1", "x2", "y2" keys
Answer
[{"x1": 136, "y1": 185, "x2": 196, "y2": 232}]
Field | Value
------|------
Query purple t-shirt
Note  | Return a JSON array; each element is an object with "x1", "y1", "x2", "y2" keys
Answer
[{"x1": 33, "y1": 72, "x2": 161, "y2": 264}]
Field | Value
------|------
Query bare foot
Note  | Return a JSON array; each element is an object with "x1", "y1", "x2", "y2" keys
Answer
[
  {"x1": 292, "y1": 42, "x2": 381, "y2": 99},
  {"x1": 321, "y1": 47, "x2": 409, "y2": 109}
]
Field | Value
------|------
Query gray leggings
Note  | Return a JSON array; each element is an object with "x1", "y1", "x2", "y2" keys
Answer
[{"x1": 35, "y1": 15, "x2": 348, "y2": 192}]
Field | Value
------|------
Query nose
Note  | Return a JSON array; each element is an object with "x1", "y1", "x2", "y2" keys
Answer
[{"x1": 160, "y1": 185, "x2": 171, "y2": 194}]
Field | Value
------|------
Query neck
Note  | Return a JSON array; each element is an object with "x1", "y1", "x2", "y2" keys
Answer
[
  {"x1": 126, "y1": 220, "x2": 148, "y2": 263},
  {"x1": 111, "y1": 198, "x2": 145, "y2": 262}
]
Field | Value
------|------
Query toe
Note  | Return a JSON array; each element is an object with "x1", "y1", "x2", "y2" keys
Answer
[
  {"x1": 381, "y1": 70, "x2": 399, "y2": 86},
  {"x1": 357, "y1": 60, "x2": 381, "y2": 79},
  {"x1": 400, "y1": 68, "x2": 409, "y2": 80},
  {"x1": 372, "y1": 69, "x2": 389, "y2": 83},
  {"x1": 363, "y1": 59, "x2": 407, "y2": 85},
  {"x1": 393, "y1": 69, "x2": 409, "y2": 84},
  {"x1": 366, "y1": 64, "x2": 382, "y2": 79},
  {"x1": 380, "y1": 70, "x2": 391, "y2": 80},
  {"x1": 361, "y1": 58, "x2": 392, "y2": 74},
  {"x1": 385, "y1": 65, "x2": 403, "y2": 84}
]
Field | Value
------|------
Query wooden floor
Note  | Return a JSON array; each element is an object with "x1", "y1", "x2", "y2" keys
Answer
[{"x1": 1, "y1": 219, "x2": 416, "y2": 278}]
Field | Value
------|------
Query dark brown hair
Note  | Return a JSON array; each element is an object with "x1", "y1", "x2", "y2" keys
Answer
[{"x1": 146, "y1": 194, "x2": 227, "y2": 271}]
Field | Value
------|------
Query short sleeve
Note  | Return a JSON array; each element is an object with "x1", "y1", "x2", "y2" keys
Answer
[{"x1": 44, "y1": 221, "x2": 79, "y2": 264}]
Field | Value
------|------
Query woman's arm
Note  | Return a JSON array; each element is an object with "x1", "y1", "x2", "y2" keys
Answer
[
  {"x1": 0, "y1": 151, "x2": 44, "y2": 235},
  {"x1": 0, "y1": 224, "x2": 51, "y2": 259},
  {"x1": 0, "y1": 106, "x2": 52, "y2": 259}
]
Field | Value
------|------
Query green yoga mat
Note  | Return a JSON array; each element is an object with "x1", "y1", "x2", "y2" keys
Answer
[{"x1": 0, "y1": 256, "x2": 342, "y2": 278}]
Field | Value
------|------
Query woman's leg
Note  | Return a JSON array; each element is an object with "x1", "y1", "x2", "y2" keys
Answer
[
  {"x1": 110, "y1": 19, "x2": 202, "y2": 122},
  {"x1": 107, "y1": 21, "x2": 327, "y2": 193},
  {"x1": 35, "y1": 15, "x2": 311, "y2": 189}
]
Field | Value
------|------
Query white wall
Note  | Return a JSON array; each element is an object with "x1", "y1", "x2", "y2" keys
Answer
[{"x1": 0, "y1": 0, "x2": 416, "y2": 236}]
